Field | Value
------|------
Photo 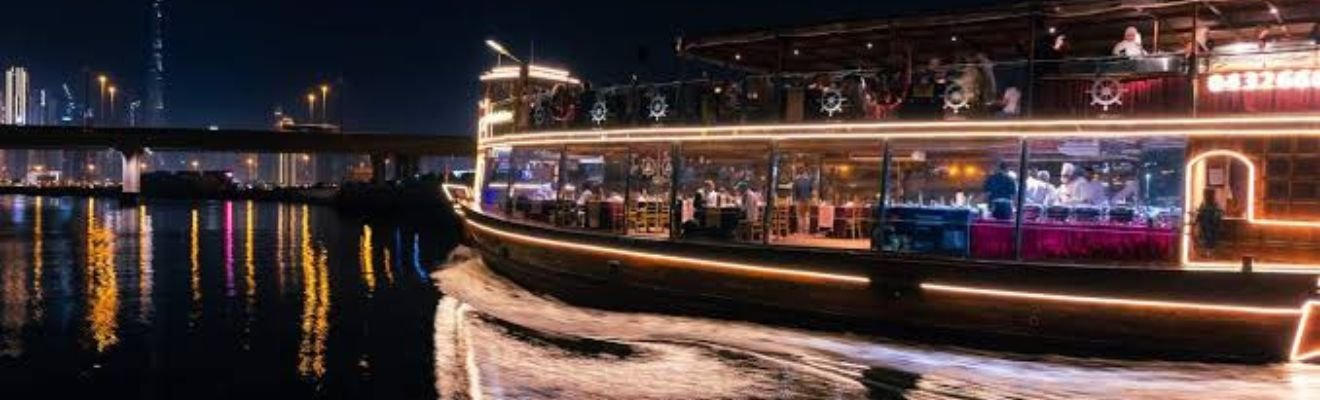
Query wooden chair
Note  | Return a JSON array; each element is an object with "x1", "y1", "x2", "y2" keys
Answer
[
  {"x1": 738, "y1": 219, "x2": 764, "y2": 242},
  {"x1": 627, "y1": 202, "x2": 647, "y2": 233},
  {"x1": 771, "y1": 202, "x2": 792, "y2": 238}
]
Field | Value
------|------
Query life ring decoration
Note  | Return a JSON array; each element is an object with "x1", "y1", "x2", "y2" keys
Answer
[
  {"x1": 647, "y1": 94, "x2": 670, "y2": 122},
  {"x1": 590, "y1": 98, "x2": 609, "y2": 126},
  {"x1": 942, "y1": 83, "x2": 971, "y2": 114},
  {"x1": 1088, "y1": 78, "x2": 1126, "y2": 112},
  {"x1": 819, "y1": 86, "x2": 847, "y2": 117},
  {"x1": 531, "y1": 97, "x2": 551, "y2": 127}
]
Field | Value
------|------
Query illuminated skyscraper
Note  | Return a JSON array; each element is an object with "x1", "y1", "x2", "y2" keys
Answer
[
  {"x1": 146, "y1": 0, "x2": 167, "y2": 127},
  {"x1": 3, "y1": 67, "x2": 30, "y2": 125}
]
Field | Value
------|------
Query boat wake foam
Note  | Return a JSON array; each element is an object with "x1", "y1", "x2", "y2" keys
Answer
[{"x1": 433, "y1": 246, "x2": 1320, "y2": 399}]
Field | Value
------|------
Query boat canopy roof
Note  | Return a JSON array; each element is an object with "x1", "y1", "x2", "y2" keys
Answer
[{"x1": 680, "y1": 0, "x2": 1320, "y2": 73}]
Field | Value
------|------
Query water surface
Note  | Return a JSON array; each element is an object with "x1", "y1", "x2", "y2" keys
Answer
[{"x1": 2, "y1": 195, "x2": 1319, "y2": 399}]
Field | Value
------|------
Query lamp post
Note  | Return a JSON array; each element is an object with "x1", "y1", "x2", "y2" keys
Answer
[
  {"x1": 319, "y1": 84, "x2": 330, "y2": 124},
  {"x1": 485, "y1": 39, "x2": 529, "y2": 130},
  {"x1": 108, "y1": 86, "x2": 117, "y2": 125},
  {"x1": 97, "y1": 75, "x2": 108, "y2": 123},
  {"x1": 306, "y1": 93, "x2": 317, "y2": 124}
]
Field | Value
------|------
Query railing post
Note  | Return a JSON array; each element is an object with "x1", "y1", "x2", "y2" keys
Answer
[
  {"x1": 669, "y1": 142, "x2": 682, "y2": 239},
  {"x1": 875, "y1": 139, "x2": 892, "y2": 252},
  {"x1": 763, "y1": 141, "x2": 780, "y2": 245},
  {"x1": 1189, "y1": 3, "x2": 1201, "y2": 117},
  {"x1": 622, "y1": 145, "x2": 634, "y2": 235},
  {"x1": 1013, "y1": 137, "x2": 1030, "y2": 261},
  {"x1": 1025, "y1": 10, "x2": 1039, "y2": 118}
]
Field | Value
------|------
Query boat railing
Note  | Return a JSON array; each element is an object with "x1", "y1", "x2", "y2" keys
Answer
[{"x1": 492, "y1": 45, "x2": 1320, "y2": 135}]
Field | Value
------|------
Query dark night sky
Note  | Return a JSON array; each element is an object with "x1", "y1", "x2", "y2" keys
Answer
[{"x1": 0, "y1": 0, "x2": 995, "y2": 135}]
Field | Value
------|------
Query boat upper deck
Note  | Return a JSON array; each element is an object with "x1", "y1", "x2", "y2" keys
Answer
[{"x1": 479, "y1": 0, "x2": 1320, "y2": 139}]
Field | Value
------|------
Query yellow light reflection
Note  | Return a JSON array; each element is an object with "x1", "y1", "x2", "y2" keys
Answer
[
  {"x1": 138, "y1": 204, "x2": 153, "y2": 323},
  {"x1": 245, "y1": 201, "x2": 256, "y2": 301},
  {"x1": 2, "y1": 198, "x2": 33, "y2": 355},
  {"x1": 360, "y1": 225, "x2": 377, "y2": 294},
  {"x1": 243, "y1": 201, "x2": 256, "y2": 344},
  {"x1": 85, "y1": 198, "x2": 119, "y2": 353},
  {"x1": 31, "y1": 197, "x2": 44, "y2": 321},
  {"x1": 297, "y1": 205, "x2": 330, "y2": 379}
]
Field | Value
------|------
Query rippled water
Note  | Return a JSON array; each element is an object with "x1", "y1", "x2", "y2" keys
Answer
[
  {"x1": 3, "y1": 195, "x2": 1320, "y2": 399},
  {"x1": 0, "y1": 195, "x2": 451, "y2": 399}
]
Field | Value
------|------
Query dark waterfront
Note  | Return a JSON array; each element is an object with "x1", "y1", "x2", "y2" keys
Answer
[{"x1": 2, "y1": 195, "x2": 1320, "y2": 399}]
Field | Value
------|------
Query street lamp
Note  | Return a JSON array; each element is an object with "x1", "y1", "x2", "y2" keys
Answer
[
  {"x1": 306, "y1": 93, "x2": 317, "y2": 123},
  {"x1": 190, "y1": 160, "x2": 200, "y2": 171},
  {"x1": 485, "y1": 39, "x2": 521, "y2": 63},
  {"x1": 485, "y1": 38, "x2": 529, "y2": 130},
  {"x1": 108, "y1": 86, "x2": 117, "y2": 124},
  {"x1": 319, "y1": 84, "x2": 330, "y2": 123},
  {"x1": 97, "y1": 75, "x2": 108, "y2": 121}
]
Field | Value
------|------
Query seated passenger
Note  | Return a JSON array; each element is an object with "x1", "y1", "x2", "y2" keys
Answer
[{"x1": 1113, "y1": 26, "x2": 1147, "y2": 58}]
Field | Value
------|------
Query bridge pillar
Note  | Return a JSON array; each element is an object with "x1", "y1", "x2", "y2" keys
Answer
[
  {"x1": 395, "y1": 154, "x2": 420, "y2": 179},
  {"x1": 119, "y1": 148, "x2": 144, "y2": 195},
  {"x1": 371, "y1": 153, "x2": 389, "y2": 184}
]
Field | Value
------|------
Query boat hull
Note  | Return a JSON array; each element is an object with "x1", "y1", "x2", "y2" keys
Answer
[{"x1": 462, "y1": 209, "x2": 1317, "y2": 363}]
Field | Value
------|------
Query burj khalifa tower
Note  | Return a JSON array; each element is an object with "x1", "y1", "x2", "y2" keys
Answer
[{"x1": 146, "y1": 0, "x2": 167, "y2": 127}]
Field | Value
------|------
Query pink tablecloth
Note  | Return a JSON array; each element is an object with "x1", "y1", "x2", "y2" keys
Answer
[{"x1": 971, "y1": 221, "x2": 1176, "y2": 263}]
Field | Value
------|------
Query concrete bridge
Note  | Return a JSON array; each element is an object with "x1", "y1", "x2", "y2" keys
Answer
[{"x1": 0, "y1": 125, "x2": 475, "y2": 194}]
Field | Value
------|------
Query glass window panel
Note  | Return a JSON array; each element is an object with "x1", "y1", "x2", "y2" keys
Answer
[
  {"x1": 771, "y1": 140, "x2": 882, "y2": 250},
  {"x1": 881, "y1": 138, "x2": 1021, "y2": 259},
  {"x1": 677, "y1": 142, "x2": 771, "y2": 245},
  {"x1": 562, "y1": 144, "x2": 629, "y2": 233},
  {"x1": 479, "y1": 146, "x2": 513, "y2": 216},
  {"x1": 1020, "y1": 137, "x2": 1183, "y2": 266},
  {"x1": 509, "y1": 146, "x2": 563, "y2": 224},
  {"x1": 627, "y1": 144, "x2": 674, "y2": 238}
]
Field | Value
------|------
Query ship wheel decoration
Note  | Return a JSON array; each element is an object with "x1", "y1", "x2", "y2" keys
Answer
[
  {"x1": 647, "y1": 95, "x2": 669, "y2": 122},
  {"x1": 942, "y1": 83, "x2": 971, "y2": 114},
  {"x1": 819, "y1": 87, "x2": 847, "y2": 117},
  {"x1": 532, "y1": 99, "x2": 550, "y2": 126},
  {"x1": 589, "y1": 100, "x2": 609, "y2": 126},
  {"x1": 1088, "y1": 78, "x2": 1126, "y2": 111}
]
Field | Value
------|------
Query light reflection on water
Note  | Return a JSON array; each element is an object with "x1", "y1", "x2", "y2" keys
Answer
[
  {"x1": 3, "y1": 193, "x2": 1320, "y2": 399},
  {"x1": 432, "y1": 247, "x2": 1320, "y2": 399},
  {"x1": 0, "y1": 195, "x2": 449, "y2": 398}
]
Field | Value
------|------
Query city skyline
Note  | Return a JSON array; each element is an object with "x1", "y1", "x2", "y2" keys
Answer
[{"x1": 0, "y1": 0, "x2": 994, "y2": 134}]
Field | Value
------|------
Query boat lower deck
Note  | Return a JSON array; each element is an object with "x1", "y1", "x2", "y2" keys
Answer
[{"x1": 463, "y1": 209, "x2": 1320, "y2": 363}]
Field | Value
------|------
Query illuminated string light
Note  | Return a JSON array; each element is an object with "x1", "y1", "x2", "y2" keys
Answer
[
  {"x1": 463, "y1": 217, "x2": 870, "y2": 285},
  {"x1": 1207, "y1": 69, "x2": 1320, "y2": 93},
  {"x1": 479, "y1": 115, "x2": 1320, "y2": 148},
  {"x1": 1291, "y1": 301, "x2": 1320, "y2": 362},
  {"x1": 1181, "y1": 150, "x2": 1320, "y2": 273},
  {"x1": 479, "y1": 65, "x2": 581, "y2": 85},
  {"x1": 921, "y1": 283, "x2": 1302, "y2": 315}
]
